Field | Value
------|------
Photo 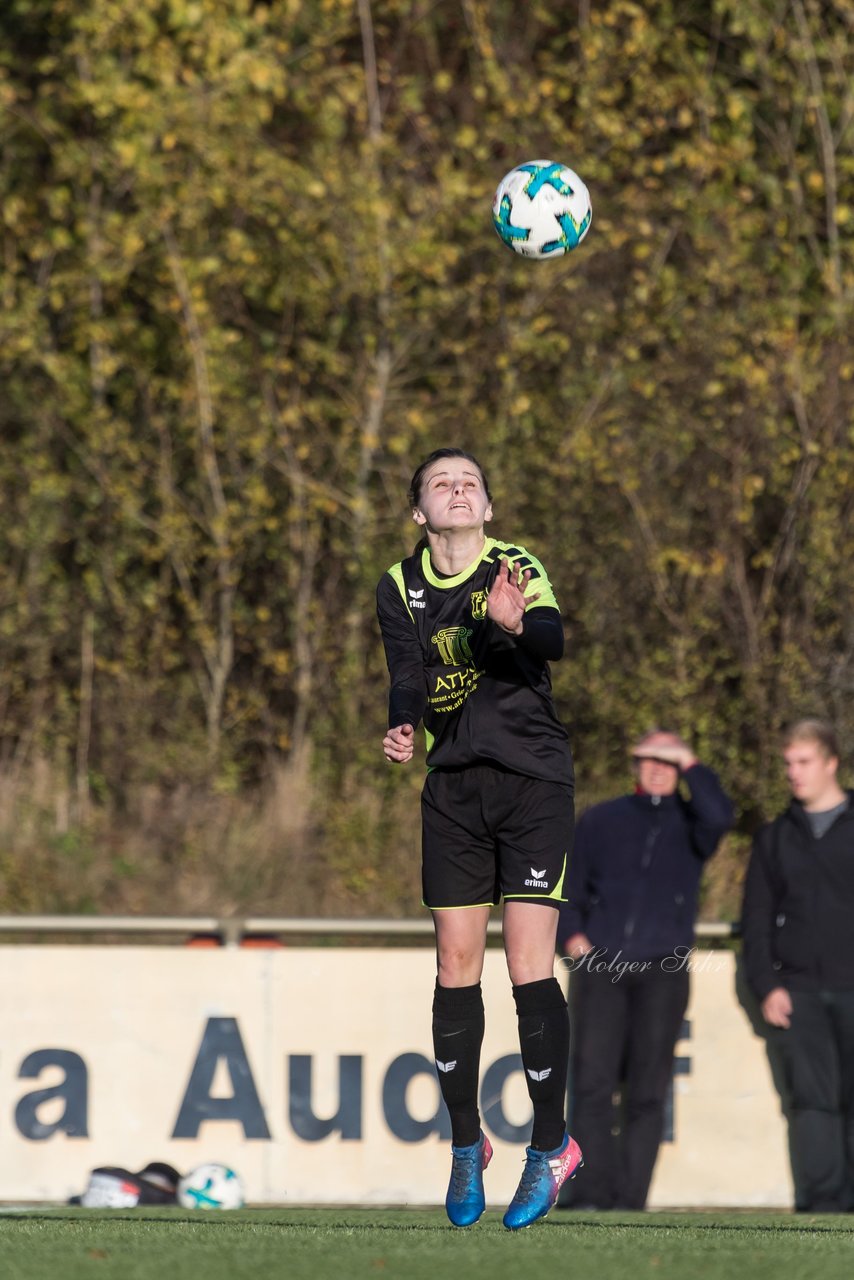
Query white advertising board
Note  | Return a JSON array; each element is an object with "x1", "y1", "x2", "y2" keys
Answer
[{"x1": 0, "y1": 947, "x2": 791, "y2": 1206}]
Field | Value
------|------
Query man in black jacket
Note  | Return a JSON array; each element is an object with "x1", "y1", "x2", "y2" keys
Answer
[
  {"x1": 557, "y1": 730, "x2": 734, "y2": 1209},
  {"x1": 742, "y1": 718, "x2": 854, "y2": 1212}
]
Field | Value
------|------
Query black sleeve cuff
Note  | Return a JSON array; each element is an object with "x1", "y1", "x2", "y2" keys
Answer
[
  {"x1": 389, "y1": 685, "x2": 426, "y2": 729},
  {"x1": 514, "y1": 609, "x2": 565, "y2": 662}
]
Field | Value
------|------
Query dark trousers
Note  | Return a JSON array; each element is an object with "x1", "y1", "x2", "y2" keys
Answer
[
  {"x1": 564, "y1": 958, "x2": 689, "y2": 1209},
  {"x1": 771, "y1": 989, "x2": 854, "y2": 1212}
]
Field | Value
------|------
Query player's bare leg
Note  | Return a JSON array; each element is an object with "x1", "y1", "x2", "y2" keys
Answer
[
  {"x1": 503, "y1": 900, "x2": 559, "y2": 986},
  {"x1": 433, "y1": 905, "x2": 490, "y2": 988}
]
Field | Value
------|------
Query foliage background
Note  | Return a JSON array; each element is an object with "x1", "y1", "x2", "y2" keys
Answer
[{"x1": 0, "y1": 0, "x2": 852, "y2": 919}]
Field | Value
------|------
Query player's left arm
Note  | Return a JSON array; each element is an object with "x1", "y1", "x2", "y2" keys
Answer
[{"x1": 487, "y1": 553, "x2": 565, "y2": 661}]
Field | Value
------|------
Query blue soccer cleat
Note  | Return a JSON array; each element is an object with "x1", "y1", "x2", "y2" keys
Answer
[
  {"x1": 503, "y1": 1134, "x2": 583, "y2": 1230},
  {"x1": 445, "y1": 1130, "x2": 493, "y2": 1227}
]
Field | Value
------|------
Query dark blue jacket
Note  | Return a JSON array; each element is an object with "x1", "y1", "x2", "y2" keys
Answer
[{"x1": 557, "y1": 765, "x2": 735, "y2": 963}]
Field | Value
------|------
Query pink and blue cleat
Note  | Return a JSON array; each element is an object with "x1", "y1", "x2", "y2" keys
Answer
[
  {"x1": 445, "y1": 1130, "x2": 493, "y2": 1227},
  {"x1": 503, "y1": 1133, "x2": 584, "y2": 1230}
]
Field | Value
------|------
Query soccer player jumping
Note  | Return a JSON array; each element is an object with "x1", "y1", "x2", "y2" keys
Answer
[{"x1": 376, "y1": 448, "x2": 582, "y2": 1229}]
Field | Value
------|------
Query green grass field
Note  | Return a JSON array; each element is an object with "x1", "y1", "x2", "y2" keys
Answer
[{"x1": 4, "y1": 1207, "x2": 854, "y2": 1280}]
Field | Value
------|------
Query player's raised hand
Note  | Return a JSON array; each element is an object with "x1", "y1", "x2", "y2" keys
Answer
[
  {"x1": 487, "y1": 557, "x2": 540, "y2": 635},
  {"x1": 383, "y1": 723, "x2": 415, "y2": 764}
]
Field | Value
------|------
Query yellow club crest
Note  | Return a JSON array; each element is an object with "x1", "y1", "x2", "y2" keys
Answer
[{"x1": 470, "y1": 590, "x2": 488, "y2": 621}]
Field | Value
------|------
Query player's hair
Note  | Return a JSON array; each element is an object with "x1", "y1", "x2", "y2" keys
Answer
[
  {"x1": 408, "y1": 449, "x2": 492, "y2": 508},
  {"x1": 782, "y1": 718, "x2": 840, "y2": 760}
]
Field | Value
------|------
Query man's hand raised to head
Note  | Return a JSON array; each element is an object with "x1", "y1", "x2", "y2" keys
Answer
[{"x1": 632, "y1": 734, "x2": 698, "y2": 772}]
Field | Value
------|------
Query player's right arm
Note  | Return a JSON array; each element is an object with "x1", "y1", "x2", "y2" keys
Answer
[{"x1": 376, "y1": 571, "x2": 427, "y2": 765}]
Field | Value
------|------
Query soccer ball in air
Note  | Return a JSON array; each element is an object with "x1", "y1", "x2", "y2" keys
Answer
[
  {"x1": 177, "y1": 1162, "x2": 245, "y2": 1210},
  {"x1": 492, "y1": 160, "x2": 592, "y2": 259}
]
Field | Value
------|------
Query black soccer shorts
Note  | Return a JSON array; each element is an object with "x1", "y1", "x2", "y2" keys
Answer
[{"x1": 420, "y1": 764, "x2": 574, "y2": 910}]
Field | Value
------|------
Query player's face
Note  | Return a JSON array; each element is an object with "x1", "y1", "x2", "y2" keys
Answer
[
  {"x1": 784, "y1": 740, "x2": 838, "y2": 808},
  {"x1": 412, "y1": 461, "x2": 492, "y2": 534}
]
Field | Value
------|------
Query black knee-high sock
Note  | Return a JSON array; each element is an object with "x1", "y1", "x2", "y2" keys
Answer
[
  {"x1": 432, "y1": 981, "x2": 485, "y2": 1148},
  {"x1": 513, "y1": 977, "x2": 570, "y2": 1151}
]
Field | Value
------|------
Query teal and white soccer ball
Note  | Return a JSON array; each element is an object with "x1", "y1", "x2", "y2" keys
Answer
[
  {"x1": 492, "y1": 160, "x2": 592, "y2": 259},
  {"x1": 177, "y1": 1162, "x2": 245, "y2": 1210}
]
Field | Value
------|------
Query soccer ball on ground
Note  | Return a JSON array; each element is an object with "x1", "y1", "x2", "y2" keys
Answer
[
  {"x1": 492, "y1": 160, "x2": 592, "y2": 259},
  {"x1": 177, "y1": 1162, "x2": 245, "y2": 1210}
]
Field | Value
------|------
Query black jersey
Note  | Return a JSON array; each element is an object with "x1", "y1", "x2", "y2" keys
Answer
[{"x1": 376, "y1": 536, "x2": 574, "y2": 786}]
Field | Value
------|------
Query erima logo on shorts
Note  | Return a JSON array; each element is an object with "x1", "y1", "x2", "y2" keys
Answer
[
  {"x1": 525, "y1": 866, "x2": 549, "y2": 888},
  {"x1": 408, "y1": 588, "x2": 426, "y2": 610},
  {"x1": 436, "y1": 1060, "x2": 456, "y2": 1073}
]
